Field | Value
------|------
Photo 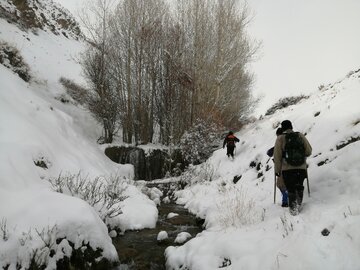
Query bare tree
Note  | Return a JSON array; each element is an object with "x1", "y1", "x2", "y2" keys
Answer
[
  {"x1": 174, "y1": 0, "x2": 258, "y2": 129},
  {"x1": 79, "y1": 0, "x2": 120, "y2": 143},
  {"x1": 79, "y1": 0, "x2": 258, "y2": 145},
  {"x1": 108, "y1": 0, "x2": 171, "y2": 144}
]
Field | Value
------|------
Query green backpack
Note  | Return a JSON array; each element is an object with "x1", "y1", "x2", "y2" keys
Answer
[{"x1": 284, "y1": 132, "x2": 306, "y2": 166}]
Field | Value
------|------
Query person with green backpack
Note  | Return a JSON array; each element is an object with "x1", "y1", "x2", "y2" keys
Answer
[
  {"x1": 274, "y1": 120, "x2": 312, "y2": 215},
  {"x1": 267, "y1": 127, "x2": 288, "y2": 207}
]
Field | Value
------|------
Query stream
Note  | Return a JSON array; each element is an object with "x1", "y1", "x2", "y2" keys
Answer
[{"x1": 112, "y1": 183, "x2": 204, "y2": 270}]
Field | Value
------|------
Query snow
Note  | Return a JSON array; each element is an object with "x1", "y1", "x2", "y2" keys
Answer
[
  {"x1": 157, "y1": 231, "x2": 169, "y2": 241},
  {"x1": 248, "y1": 0, "x2": 360, "y2": 117},
  {"x1": 174, "y1": 232, "x2": 191, "y2": 244},
  {"x1": 165, "y1": 71, "x2": 360, "y2": 269},
  {"x1": 0, "y1": 9, "x2": 158, "y2": 267},
  {"x1": 163, "y1": 196, "x2": 171, "y2": 204},
  {"x1": 114, "y1": 185, "x2": 158, "y2": 232},
  {"x1": 167, "y1": 213, "x2": 179, "y2": 219},
  {"x1": 1, "y1": 0, "x2": 360, "y2": 268}
]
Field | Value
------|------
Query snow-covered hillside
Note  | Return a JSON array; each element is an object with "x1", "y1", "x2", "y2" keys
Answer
[
  {"x1": 1, "y1": 0, "x2": 359, "y2": 269},
  {"x1": 166, "y1": 70, "x2": 360, "y2": 270},
  {"x1": 0, "y1": 1, "x2": 158, "y2": 268}
]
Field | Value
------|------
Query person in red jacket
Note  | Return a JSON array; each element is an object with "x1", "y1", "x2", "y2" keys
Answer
[{"x1": 223, "y1": 131, "x2": 240, "y2": 159}]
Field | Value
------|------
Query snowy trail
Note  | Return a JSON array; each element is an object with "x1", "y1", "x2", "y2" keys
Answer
[{"x1": 166, "y1": 71, "x2": 360, "y2": 270}]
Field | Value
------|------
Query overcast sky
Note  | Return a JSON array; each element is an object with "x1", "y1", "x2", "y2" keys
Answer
[
  {"x1": 247, "y1": 0, "x2": 360, "y2": 115},
  {"x1": 57, "y1": 0, "x2": 360, "y2": 116}
]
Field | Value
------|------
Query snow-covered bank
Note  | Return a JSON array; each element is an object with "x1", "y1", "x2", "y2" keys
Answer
[
  {"x1": 0, "y1": 4, "x2": 158, "y2": 266},
  {"x1": 166, "y1": 70, "x2": 360, "y2": 270}
]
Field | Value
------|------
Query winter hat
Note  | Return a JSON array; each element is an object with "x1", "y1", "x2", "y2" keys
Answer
[
  {"x1": 281, "y1": 120, "x2": 293, "y2": 130},
  {"x1": 276, "y1": 127, "x2": 283, "y2": 136}
]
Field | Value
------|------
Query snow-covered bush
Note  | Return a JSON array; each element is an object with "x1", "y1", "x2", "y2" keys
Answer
[
  {"x1": 140, "y1": 186, "x2": 163, "y2": 205},
  {"x1": 0, "y1": 41, "x2": 31, "y2": 82},
  {"x1": 0, "y1": 224, "x2": 116, "y2": 270},
  {"x1": 179, "y1": 119, "x2": 221, "y2": 165},
  {"x1": 211, "y1": 186, "x2": 262, "y2": 229},
  {"x1": 179, "y1": 162, "x2": 216, "y2": 187},
  {"x1": 59, "y1": 77, "x2": 88, "y2": 105},
  {"x1": 0, "y1": 0, "x2": 82, "y2": 39},
  {"x1": 265, "y1": 95, "x2": 309, "y2": 116},
  {"x1": 48, "y1": 172, "x2": 127, "y2": 226}
]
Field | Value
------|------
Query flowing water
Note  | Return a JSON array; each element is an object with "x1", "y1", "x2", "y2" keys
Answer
[{"x1": 112, "y1": 183, "x2": 204, "y2": 270}]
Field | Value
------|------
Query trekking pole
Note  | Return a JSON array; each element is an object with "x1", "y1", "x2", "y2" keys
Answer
[
  {"x1": 274, "y1": 172, "x2": 277, "y2": 204},
  {"x1": 306, "y1": 168, "x2": 311, "y2": 197}
]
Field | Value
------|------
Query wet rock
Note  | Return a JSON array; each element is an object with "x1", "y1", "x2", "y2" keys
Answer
[
  {"x1": 321, "y1": 228, "x2": 330, "y2": 236},
  {"x1": 105, "y1": 146, "x2": 187, "y2": 180},
  {"x1": 233, "y1": 175, "x2": 242, "y2": 184}
]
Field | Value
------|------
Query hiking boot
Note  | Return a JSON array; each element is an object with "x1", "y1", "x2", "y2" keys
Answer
[
  {"x1": 288, "y1": 192, "x2": 297, "y2": 214},
  {"x1": 281, "y1": 202, "x2": 289, "y2": 207},
  {"x1": 289, "y1": 205, "x2": 299, "y2": 216}
]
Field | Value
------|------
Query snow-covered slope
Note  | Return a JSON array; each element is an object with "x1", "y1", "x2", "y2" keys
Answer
[
  {"x1": 1, "y1": 0, "x2": 359, "y2": 268},
  {"x1": 0, "y1": 1, "x2": 158, "y2": 268},
  {"x1": 166, "y1": 70, "x2": 360, "y2": 269}
]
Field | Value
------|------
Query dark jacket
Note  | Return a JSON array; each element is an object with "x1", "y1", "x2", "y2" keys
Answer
[
  {"x1": 223, "y1": 134, "x2": 240, "y2": 148},
  {"x1": 274, "y1": 129, "x2": 312, "y2": 175}
]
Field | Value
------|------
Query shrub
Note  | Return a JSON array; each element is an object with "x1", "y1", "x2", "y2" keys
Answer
[
  {"x1": 178, "y1": 161, "x2": 216, "y2": 188},
  {"x1": 3, "y1": 224, "x2": 116, "y2": 270},
  {"x1": 0, "y1": 41, "x2": 31, "y2": 81},
  {"x1": 214, "y1": 186, "x2": 262, "y2": 228},
  {"x1": 179, "y1": 119, "x2": 222, "y2": 165},
  {"x1": 33, "y1": 155, "x2": 52, "y2": 169},
  {"x1": 318, "y1": 84, "x2": 326, "y2": 91},
  {"x1": 59, "y1": 77, "x2": 88, "y2": 105},
  {"x1": 0, "y1": 218, "x2": 9, "y2": 241},
  {"x1": 265, "y1": 95, "x2": 309, "y2": 116},
  {"x1": 48, "y1": 172, "x2": 128, "y2": 227}
]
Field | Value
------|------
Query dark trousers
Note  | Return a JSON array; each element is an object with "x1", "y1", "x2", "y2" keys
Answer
[
  {"x1": 226, "y1": 145, "x2": 235, "y2": 157},
  {"x1": 282, "y1": 169, "x2": 307, "y2": 208}
]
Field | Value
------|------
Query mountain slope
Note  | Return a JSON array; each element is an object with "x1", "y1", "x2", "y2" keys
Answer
[
  {"x1": 166, "y1": 70, "x2": 360, "y2": 270},
  {"x1": 0, "y1": 1, "x2": 158, "y2": 268}
]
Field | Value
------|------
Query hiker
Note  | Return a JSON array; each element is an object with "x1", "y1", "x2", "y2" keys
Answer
[
  {"x1": 274, "y1": 120, "x2": 312, "y2": 215},
  {"x1": 223, "y1": 131, "x2": 240, "y2": 159},
  {"x1": 267, "y1": 128, "x2": 288, "y2": 207}
]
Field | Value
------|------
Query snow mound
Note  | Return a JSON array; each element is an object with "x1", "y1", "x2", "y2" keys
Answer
[
  {"x1": 174, "y1": 232, "x2": 191, "y2": 244},
  {"x1": 157, "y1": 231, "x2": 169, "y2": 241}
]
